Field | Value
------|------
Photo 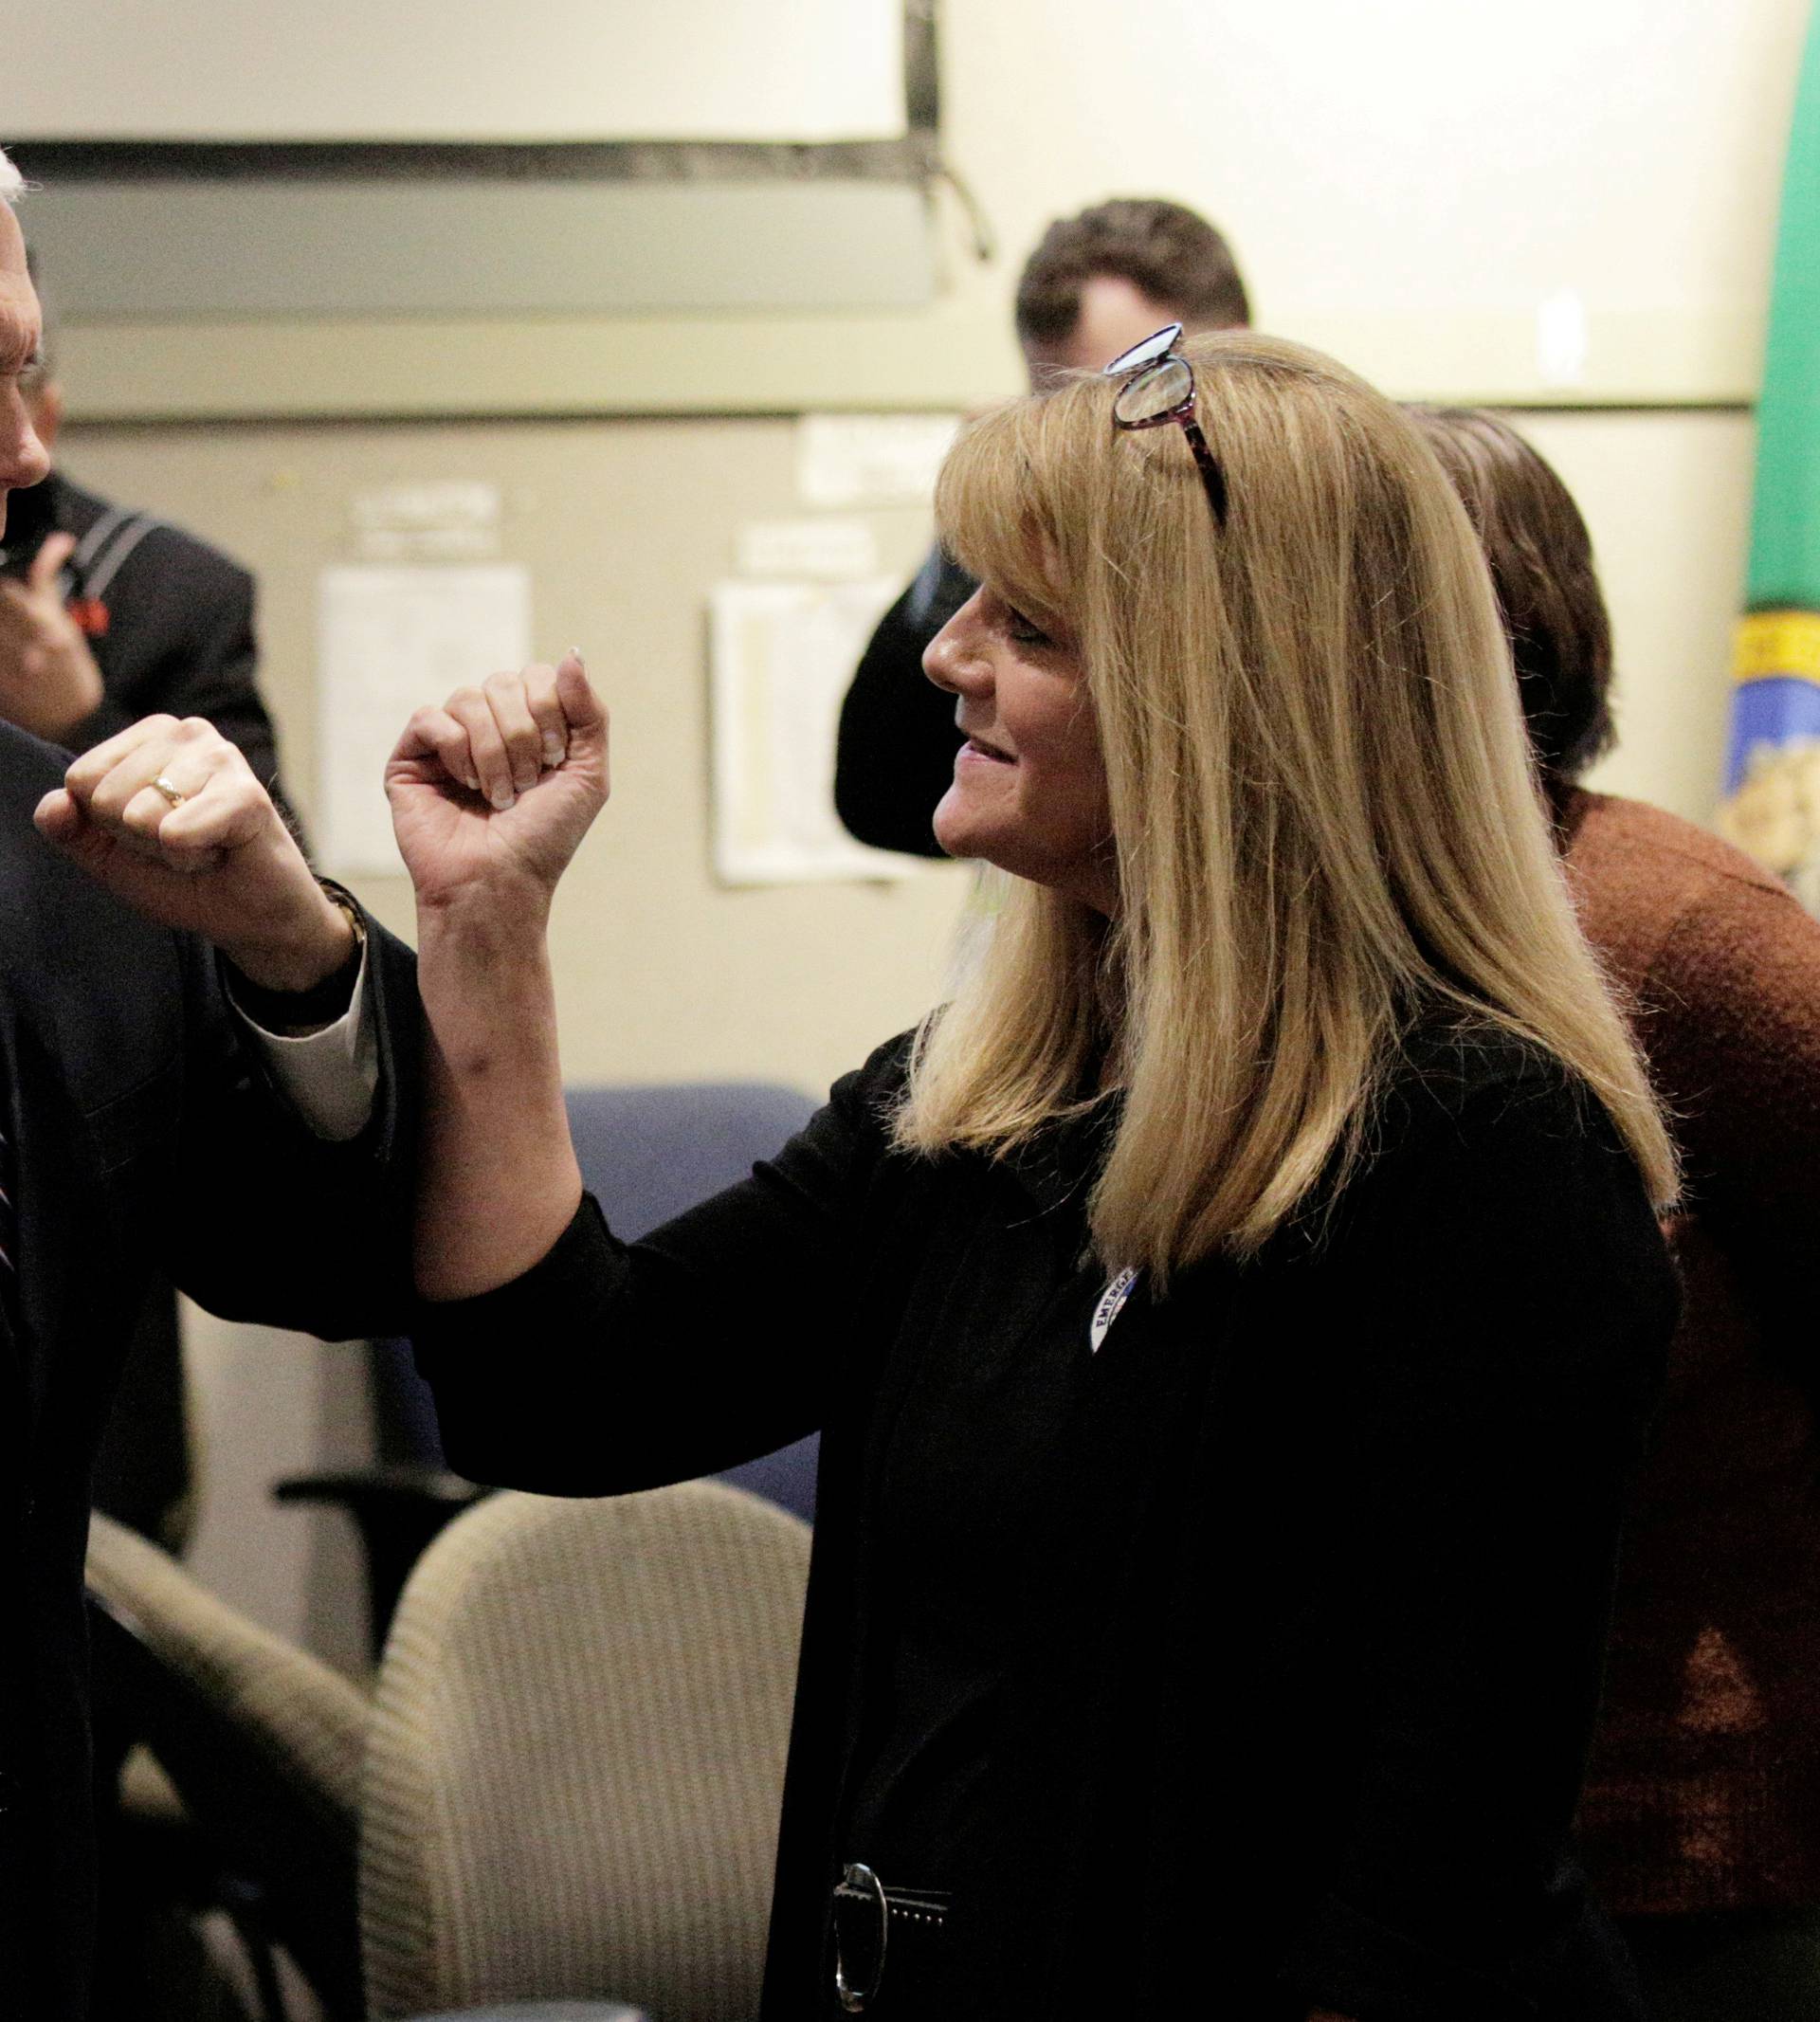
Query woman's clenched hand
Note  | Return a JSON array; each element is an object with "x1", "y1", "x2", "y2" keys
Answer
[{"x1": 386, "y1": 651, "x2": 609, "y2": 920}]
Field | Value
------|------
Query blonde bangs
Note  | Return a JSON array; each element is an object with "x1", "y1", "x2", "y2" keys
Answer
[{"x1": 932, "y1": 399, "x2": 1079, "y2": 637}]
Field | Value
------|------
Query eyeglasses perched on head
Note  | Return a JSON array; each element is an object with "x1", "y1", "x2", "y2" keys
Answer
[{"x1": 1103, "y1": 322, "x2": 1229, "y2": 528}]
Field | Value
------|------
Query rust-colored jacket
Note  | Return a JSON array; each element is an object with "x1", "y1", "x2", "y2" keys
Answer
[{"x1": 1567, "y1": 790, "x2": 1820, "y2": 1914}]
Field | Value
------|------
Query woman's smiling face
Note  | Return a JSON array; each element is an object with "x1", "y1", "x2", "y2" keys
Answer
[{"x1": 922, "y1": 583, "x2": 1116, "y2": 912}]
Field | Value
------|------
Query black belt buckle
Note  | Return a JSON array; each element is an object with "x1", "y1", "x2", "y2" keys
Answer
[{"x1": 833, "y1": 1861, "x2": 889, "y2": 2013}]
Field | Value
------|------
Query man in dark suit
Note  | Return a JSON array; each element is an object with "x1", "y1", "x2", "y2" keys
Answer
[
  {"x1": 0, "y1": 155, "x2": 418, "y2": 2019},
  {"x1": 0, "y1": 255, "x2": 306, "y2": 1553},
  {"x1": 833, "y1": 197, "x2": 1251, "y2": 857}
]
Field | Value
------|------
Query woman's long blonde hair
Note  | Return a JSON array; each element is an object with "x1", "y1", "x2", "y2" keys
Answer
[{"x1": 894, "y1": 332, "x2": 1676, "y2": 1280}]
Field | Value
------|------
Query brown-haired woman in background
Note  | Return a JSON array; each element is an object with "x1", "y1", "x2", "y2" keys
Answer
[
  {"x1": 387, "y1": 336, "x2": 1680, "y2": 2020},
  {"x1": 1415, "y1": 406, "x2": 1820, "y2": 2022}
]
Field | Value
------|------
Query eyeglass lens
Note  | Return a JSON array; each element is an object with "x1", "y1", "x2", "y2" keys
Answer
[
  {"x1": 1113, "y1": 357, "x2": 1195, "y2": 428},
  {"x1": 1102, "y1": 322, "x2": 1185, "y2": 378}
]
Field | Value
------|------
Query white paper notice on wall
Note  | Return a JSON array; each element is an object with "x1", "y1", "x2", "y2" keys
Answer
[
  {"x1": 736, "y1": 519, "x2": 880, "y2": 580},
  {"x1": 710, "y1": 577, "x2": 918, "y2": 884},
  {"x1": 318, "y1": 563, "x2": 532, "y2": 876},
  {"x1": 795, "y1": 414, "x2": 962, "y2": 509},
  {"x1": 352, "y1": 481, "x2": 502, "y2": 562}
]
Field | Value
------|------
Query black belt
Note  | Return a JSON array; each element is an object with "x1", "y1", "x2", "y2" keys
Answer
[{"x1": 831, "y1": 1862, "x2": 953, "y2": 2013}]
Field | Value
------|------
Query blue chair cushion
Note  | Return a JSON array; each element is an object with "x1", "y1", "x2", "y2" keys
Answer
[{"x1": 382, "y1": 1082, "x2": 824, "y2": 1521}]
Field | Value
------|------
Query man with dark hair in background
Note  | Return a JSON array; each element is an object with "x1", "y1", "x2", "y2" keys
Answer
[
  {"x1": 833, "y1": 197, "x2": 1249, "y2": 857},
  {"x1": 0, "y1": 253, "x2": 304, "y2": 1557}
]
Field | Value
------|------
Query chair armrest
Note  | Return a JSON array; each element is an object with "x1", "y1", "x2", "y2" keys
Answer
[
  {"x1": 274, "y1": 1465, "x2": 490, "y2": 1661},
  {"x1": 275, "y1": 1462, "x2": 485, "y2": 1517}
]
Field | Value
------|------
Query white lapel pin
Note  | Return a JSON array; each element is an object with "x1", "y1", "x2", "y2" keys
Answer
[{"x1": 1089, "y1": 1265, "x2": 1141, "y2": 1355}]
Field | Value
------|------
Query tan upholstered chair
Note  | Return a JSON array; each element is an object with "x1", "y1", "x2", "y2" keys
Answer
[
  {"x1": 87, "y1": 1479, "x2": 810, "y2": 2022},
  {"x1": 360, "y1": 1480, "x2": 810, "y2": 2022},
  {"x1": 87, "y1": 1511, "x2": 371, "y2": 1806}
]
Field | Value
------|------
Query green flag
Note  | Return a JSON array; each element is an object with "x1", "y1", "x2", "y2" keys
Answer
[{"x1": 1720, "y1": 0, "x2": 1820, "y2": 910}]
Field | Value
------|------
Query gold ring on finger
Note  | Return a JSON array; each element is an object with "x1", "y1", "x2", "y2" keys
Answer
[{"x1": 150, "y1": 774, "x2": 188, "y2": 810}]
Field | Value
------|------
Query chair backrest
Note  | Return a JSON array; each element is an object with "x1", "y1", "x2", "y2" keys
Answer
[
  {"x1": 563, "y1": 1083, "x2": 819, "y2": 1243},
  {"x1": 359, "y1": 1479, "x2": 811, "y2": 2021},
  {"x1": 563, "y1": 1084, "x2": 825, "y2": 1523}
]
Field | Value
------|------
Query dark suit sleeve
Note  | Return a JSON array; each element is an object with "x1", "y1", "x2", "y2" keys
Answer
[
  {"x1": 154, "y1": 914, "x2": 421, "y2": 1344},
  {"x1": 410, "y1": 1036, "x2": 910, "y2": 1494},
  {"x1": 153, "y1": 565, "x2": 283, "y2": 799},
  {"x1": 833, "y1": 548, "x2": 974, "y2": 857},
  {"x1": 1275, "y1": 1068, "x2": 1677, "y2": 2020},
  {"x1": 73, "y1": 534, "x2": 302, "y2": 847}
]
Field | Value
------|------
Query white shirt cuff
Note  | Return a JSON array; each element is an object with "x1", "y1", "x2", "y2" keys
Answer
[{"x1": 232, "y1": 938, "x2": 381, "y2": 1142}]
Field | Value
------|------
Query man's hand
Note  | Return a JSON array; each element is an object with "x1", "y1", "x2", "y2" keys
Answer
[
  {"x1": 0, "y1": 532, "x2": 105, "y2": 741},
  {"x1": 386, "y1": 651, "x2": 608, "y2": 921},
  {"x1": 33, "y1": 714, "x2": 354, "y2": 993}
]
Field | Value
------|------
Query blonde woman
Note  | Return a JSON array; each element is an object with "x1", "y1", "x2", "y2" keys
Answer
[{"x1": 391, "y1": 332, "x2": 1680, "y2": 2022}]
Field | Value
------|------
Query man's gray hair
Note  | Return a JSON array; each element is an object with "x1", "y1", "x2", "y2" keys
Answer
[{"x1": 0, "y1": 149, "x2": 25, "y2": 208}]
